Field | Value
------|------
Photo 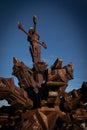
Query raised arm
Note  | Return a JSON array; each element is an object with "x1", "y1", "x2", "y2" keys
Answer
[{"x1": 33, "y1": 15, "x2": 37, "y2": 33}]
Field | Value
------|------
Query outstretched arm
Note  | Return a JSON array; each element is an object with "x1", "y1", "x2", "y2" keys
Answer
[
  {"x1": 33, "y1": 15, "x2": 37, "y2": 33},
  {"x1": 18, "y1": 21, "x2": 29, "y2": 36}
]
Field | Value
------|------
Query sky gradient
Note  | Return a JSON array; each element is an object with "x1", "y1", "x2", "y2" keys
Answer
[{"x1": 0, "y1": 0, "x2": 87, "y2": 106}]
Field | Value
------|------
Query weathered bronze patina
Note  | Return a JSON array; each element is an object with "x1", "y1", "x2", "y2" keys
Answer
[{"x1": 0, "y1": 16, "x2": 87, "y2": 130}]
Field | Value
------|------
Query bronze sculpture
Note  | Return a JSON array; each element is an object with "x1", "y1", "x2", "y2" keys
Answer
[
  {"x1": 0, "y1": 16, "x2": 87, "y2": 130},
  {"x1": 18, "y1": 16, "x2": 47, "y2": 64}
]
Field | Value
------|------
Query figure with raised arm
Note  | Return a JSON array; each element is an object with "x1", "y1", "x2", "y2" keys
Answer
[{"x1": 18, "y1": 16, "x2": 47, "y2": 64}]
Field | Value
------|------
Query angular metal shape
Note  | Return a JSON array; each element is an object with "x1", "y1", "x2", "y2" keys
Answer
[{"x1": 0, "y1": 16, "x2": 87, "y2": 130}]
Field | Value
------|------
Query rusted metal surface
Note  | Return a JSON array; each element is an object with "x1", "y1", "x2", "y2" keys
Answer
[{"x1": 0, "y1": 16, "x2": 87, "y2": 130}]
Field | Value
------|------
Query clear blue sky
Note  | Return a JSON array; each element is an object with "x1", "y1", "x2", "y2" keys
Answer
[{"x1": 0, "y1": 0, "x2": 87, "y2": 106}]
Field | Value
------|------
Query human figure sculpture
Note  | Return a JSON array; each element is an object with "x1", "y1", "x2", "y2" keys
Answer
[
  {"x1": 18, "y1": 16, "x2": 47, "y2": 86},
  {"x1": 27, "y1": 16, "x2": 41, "y2": 63},
  {"x1": 18, "y1": 16, "x2": 47, "y2": 64},
  {"x1": 0, "y1": 16, "x2": 87, "y2": 130}
]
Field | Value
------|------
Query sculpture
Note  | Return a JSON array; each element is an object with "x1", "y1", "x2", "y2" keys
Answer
[
  {"x1": 0, "y1": 16, "x2": 87, "y2": 130},
  {"x1": 18, "y1": 16, "x2": 47, "y2": 64}
]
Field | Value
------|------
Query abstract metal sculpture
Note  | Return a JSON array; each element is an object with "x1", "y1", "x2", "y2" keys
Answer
[{"x1": 0, "y1": 16, "x2": 87, "y2": 130}]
